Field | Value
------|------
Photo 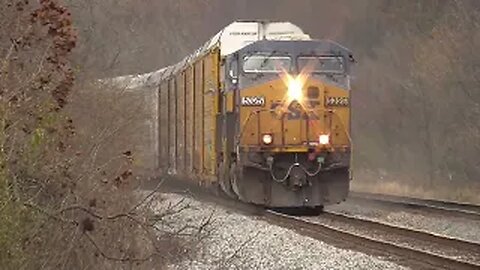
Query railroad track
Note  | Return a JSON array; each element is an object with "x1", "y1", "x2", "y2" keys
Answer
[
  {"x1": 265, "y1": 210, "x2": 480, "y2": 270},
  {"x1": 144, "y1": 179, "x2": 480, "y2": 269},
  {"x1": 349, "y1": 191, "x2": 480, "y2": 220}
]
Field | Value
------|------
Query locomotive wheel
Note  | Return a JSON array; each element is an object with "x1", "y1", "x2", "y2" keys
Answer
[
  {"x1": 219, "y1": 161, "x2": 237, "y2": 199},
  {"x1": 230, "y1": 162, "x2": 245, "y2": 201}
]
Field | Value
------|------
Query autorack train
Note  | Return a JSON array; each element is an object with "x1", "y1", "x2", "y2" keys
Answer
[{"x1": 113, "y1": 21, "x2": 355, "y2": 211}]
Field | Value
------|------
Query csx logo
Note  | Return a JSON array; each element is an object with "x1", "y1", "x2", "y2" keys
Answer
[
  {"x1": 326, "y1": 96, "x2": 349, "y2": 106},
  {"x1": 270, "y1": 100, "x2": 321, "y2": 120},
  {"x1": 241, "y1": 96, "x2": 265, "y2": 107}
]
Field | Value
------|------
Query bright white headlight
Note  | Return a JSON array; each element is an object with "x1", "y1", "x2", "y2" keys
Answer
[
  {"x1": 288, "y1": 78, "x2": 303, "y2": 101},
  {"x1": 262, "y1": 134, "x2": 273, "y2": 145},
  {"x1": 319, "y1": 134, "x2": 330, "y2": 145}
]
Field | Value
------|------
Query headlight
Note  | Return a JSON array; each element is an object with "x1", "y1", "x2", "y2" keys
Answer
[
  {"x1": 262, "y1": 134, "x2": 273, "y2": 145},
  {"x1": 319, "y1": 134, "x2": 330, "y2": 145},
  {"x1": 287, "y1": 78, "x2": 303, "y2": 102}
]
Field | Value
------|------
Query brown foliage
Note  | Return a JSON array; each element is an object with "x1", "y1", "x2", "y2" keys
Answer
[{"x1": 1, "y1": 1, "x2": 211, "y2": 269}]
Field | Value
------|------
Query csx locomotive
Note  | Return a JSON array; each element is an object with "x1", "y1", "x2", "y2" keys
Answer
[{"x1": 153, "y1": 21, "x2": 354, "y2": 210}]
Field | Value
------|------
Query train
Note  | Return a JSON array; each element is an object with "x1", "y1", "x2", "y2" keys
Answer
[{"x1": 109, "y1": 21, "x2": 355, "y2": 211}]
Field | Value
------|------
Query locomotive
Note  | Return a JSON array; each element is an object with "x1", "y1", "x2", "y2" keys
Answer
[{"x1": 117, "y1": 21, "x2": 355, "y2": 210}]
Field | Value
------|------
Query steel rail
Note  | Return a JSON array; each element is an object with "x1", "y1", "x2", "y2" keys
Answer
[
  {"x1": 265, "y1": 210, "x2": 480, "y2": 270},
  {"x1": 321, "y1": 211, "x2": 480, "y2": 257},
  {"x1": 349, "y1": 191, "x2": 480, "y2": 220}
]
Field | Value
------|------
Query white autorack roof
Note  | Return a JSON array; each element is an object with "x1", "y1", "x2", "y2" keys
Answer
[{"x1": 103, "y1": 21, "x2": 311, "y2": 90}]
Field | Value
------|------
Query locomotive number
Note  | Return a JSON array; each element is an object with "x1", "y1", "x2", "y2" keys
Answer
[
  {"x1": 241, "y1": 96, "x2": 265, "y2": 107},
  {"x1": 326, "y1": 96, "x2": 349, "y2": 106}
]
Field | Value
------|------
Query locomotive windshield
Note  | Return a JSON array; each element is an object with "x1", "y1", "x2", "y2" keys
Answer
[
  {"x1": 297, "y1": 56, "x2": 345, "y2": 74},
  {"x1": 243, "y1": 54, "x2": 291, "y2": 73},
  {"x1": 242, "y1": 54, "x2": 345, "y2": 75}
]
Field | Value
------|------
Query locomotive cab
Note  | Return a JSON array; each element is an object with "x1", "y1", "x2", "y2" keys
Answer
[{"x1": 218, "y1": 39, "x2": 354, "y2": 208}]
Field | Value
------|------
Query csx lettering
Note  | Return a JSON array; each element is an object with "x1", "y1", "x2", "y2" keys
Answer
[
  {"x1": 270, "y1": 99, "x2": 320, "y2": 120},
  {"x1": 241, "y1": 96, "x2": 265, "y2": 107}
]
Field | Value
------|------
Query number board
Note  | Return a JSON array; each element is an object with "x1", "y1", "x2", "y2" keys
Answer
[
  {"x1": 325, "y1": 96, "x2": 349, "y2": 106},
  {"x1": 241, "y1": 96, "x2": 265, "y2": 107}
]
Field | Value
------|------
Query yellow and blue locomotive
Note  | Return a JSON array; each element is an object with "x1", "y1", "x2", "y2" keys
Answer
[{"x1": 155, "y1": 21, "x2": 354, "y2": 210}]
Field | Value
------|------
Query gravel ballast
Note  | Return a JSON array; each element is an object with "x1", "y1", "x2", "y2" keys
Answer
[{"x1": 150, "y1": 192, "x2": 409, "y2": 270}]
